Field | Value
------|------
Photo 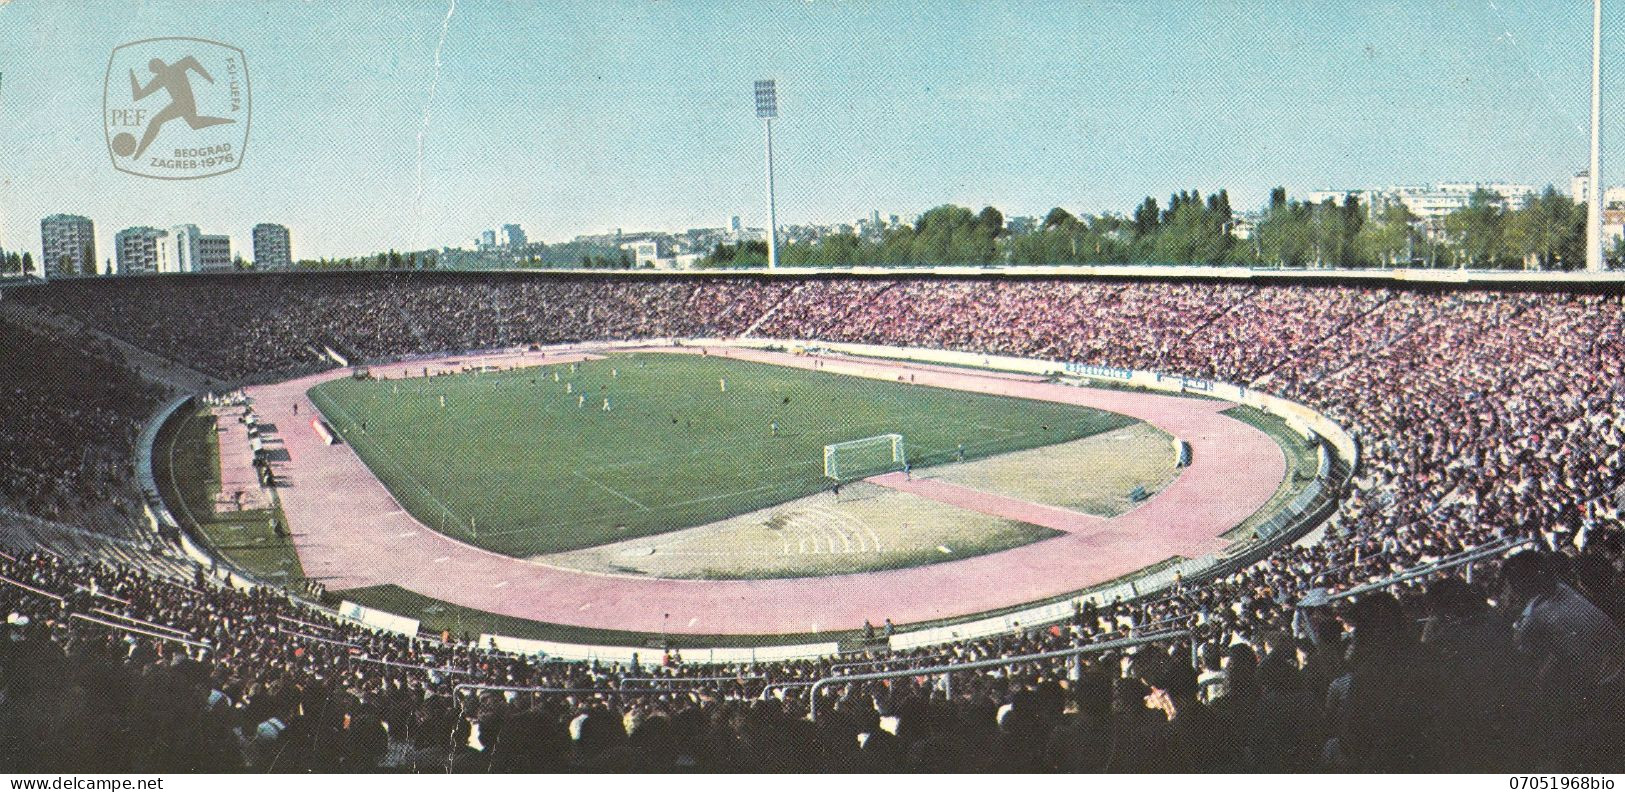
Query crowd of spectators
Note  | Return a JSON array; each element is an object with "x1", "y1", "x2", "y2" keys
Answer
[
  {"x1": 0, "y1": 318, "x2": 167, "y2": 521},
  {"x1": 13, "y1": 275, "x2": 795, "y2": 381},
  {"x1": 2, "y1": 543, "x2": 1620, "y2": 772},
  {"x1": 2, "y1": 273, "x2": 1624, "y2": 772}
]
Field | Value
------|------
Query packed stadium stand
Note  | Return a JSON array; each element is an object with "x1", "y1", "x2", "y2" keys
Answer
[{"x1": 1, "y1": 272, "x2": 1622, "y2": 772}]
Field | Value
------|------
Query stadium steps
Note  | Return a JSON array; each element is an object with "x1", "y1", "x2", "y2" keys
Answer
[
  {"x1": 740, "y1": 283, "x2": 802, "y2": 338},
  {"x1": 387, "y1": 282, "x2": 435, "y2": 352},
  {"x1": 1301, "y1": 299, "x2": 1446, "y2": 388},
  {"x1": 0, "y1": 301, "x2": 224, "y2": 393},
  {"x1": 0, "y1": 506, "x2": 198, "y2": 581},
  {"x1": 1255, "y1": 291, "x2": 1398, "y2": 385},
  {"x1": 1174, "y1": 284, "x2": 1258, "y2": 346},
  {"x1": 815, "y1": 281, "x2": 900, "y2": 338}
]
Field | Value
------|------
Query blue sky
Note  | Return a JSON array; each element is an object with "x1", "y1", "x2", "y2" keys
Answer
[{"x1": 0, "y1": 0, "x2": 1617, "y2": 259}]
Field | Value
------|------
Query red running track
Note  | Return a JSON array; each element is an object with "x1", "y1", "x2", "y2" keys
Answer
[{"x1": 249, "y1": 345, "x2": 1284, "y2": 636}]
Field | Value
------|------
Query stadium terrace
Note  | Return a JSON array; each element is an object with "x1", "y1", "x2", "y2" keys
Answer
[{"x1": 0, "y1": 270, "x2": 1622, "y2": 773}]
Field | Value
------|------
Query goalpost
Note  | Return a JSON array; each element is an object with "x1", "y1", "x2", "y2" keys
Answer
[{"x1": 823, "y1": 434, "x2": 907, "y2": 481}]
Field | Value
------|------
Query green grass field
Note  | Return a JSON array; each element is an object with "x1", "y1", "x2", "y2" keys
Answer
[{"x1": 307, "y1": 352, "x2": 1135, "y2": 557}]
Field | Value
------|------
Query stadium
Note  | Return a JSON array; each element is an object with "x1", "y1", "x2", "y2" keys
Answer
[
  {"x1": 6, "y1": 0, "x2": 1625, "y2": 776},
  {"x1": 1, "y1": 268, "x2": 1622, "y2": 772}
]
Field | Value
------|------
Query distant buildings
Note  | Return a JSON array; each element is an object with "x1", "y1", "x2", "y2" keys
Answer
[
  {"x1": 113, "y1": 227, "x2": 165, "y2": 275},
  {"x1": 253, "y1": 223, "x2": 292, "y2": 269},
  {"x1": 472, "y1": 224, "x2": 530, "y2": 251},
  {"x1": 622, "y1": 238, "x2": 672, "y2": 268},
  {"x1": 159, "y1": 225, "x2": 232, "y2": 273},
  {"x1": 40, "y1": 214, "x2": 96, "y2": 278},
  {"x1": 1005, "y1": 215, "x2": 1039, "y2": 236},
  {"x1": 1566, "y1": 170, "x2": 1625, "y2": 207},
  {"x1": 196, "y1": 232, "x2": 232, "y2": 272},
  {"x1": 1304, "y1": 182, "x2": 1542, "y2": 224},
  {"x1": 40, "y1": 214, "x2": 292, "y2": 277}
]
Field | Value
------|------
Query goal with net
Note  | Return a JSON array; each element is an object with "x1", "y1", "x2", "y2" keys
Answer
[{"x1": 823, "y1": 434, "x2": 907, "y2": 481}]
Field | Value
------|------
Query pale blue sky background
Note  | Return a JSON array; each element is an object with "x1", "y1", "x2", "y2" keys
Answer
[{"x1": 0, "y1": 0, "x2": 1617, "y2": 259}]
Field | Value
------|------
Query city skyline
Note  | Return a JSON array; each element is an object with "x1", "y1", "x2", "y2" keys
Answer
[
  {"x1": 9, "y1": 173, "x2": 1613, "y2": 275},
  {"x1": 0, "y1": 1, "x2": 1620, "y2": 260}
]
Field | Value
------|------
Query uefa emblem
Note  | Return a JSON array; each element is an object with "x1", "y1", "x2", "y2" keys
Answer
[{"x1": 104, "y1": 37, "x2": 250, "y2": 179}]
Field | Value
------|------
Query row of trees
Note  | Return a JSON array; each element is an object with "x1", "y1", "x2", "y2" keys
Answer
[
  {"x1": 700, "y1": 185, "x2": 1601, "y2": 270},
  {"x1": 294, "y1": 250, "x2": 438, "y2": 271},
  {"x1": 699, "y1": 205, "x2": 1011, "y2": 268},
  {"x1": 0, "y1": 250, "x2": 35, "y2": 276}
]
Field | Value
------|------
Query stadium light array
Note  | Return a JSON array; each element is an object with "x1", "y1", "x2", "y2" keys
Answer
[{"x1": 754, "y1": 79, "x2": 779, "y2": 269}]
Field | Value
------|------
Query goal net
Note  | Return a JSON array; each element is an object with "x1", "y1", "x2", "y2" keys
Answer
[{"x1": 823, "y1": 434, "x2": 907, "y2": 481}]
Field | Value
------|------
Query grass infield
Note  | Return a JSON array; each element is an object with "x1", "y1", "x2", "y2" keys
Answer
[
  {"x1": 307, "y1": 352, "x2": 1135, "y2": 557},
  {"x1": 153, "y1": 406, "x2": 303, "y2": 583}
]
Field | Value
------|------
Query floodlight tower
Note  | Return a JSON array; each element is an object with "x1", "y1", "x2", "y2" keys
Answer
[
  {"x1": 1587, "y1": 0, "x2": 1606, "y2": 272},
  {"x1": 754, "y1": 79, "x2": 780, "y2": 269}
]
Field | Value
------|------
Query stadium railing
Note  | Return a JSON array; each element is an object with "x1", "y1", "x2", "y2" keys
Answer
[
  {"x1": 1323, "y1": 535, "x2": 1534, "y2": 604},
  {"x1": 831, "y1": 653, "x2": 954, "y2": 675},
  {"x1": 621, "y1": 675, "x2": 768, "y2": 687},
  {"x1": 68, "y1": 612, "x2": 211, "y2": 649},
  {"x1": 807, "y1": 629, "x2": 1189, "y2": 721},
  {"x1": 0, "y1": 572, "x2": 66, "y2": 603},
  {"x1": 2, "y1": 568, "x2": 211, "y2": 648},
  {"x1": 452, "y1": 683, "x2": 694, "y2": 698}
]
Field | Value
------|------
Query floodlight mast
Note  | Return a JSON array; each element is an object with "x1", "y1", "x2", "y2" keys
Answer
[
  {"x1": 755, "y1": 79, "x2": 780, "y2": 270},
  {"x1": 1588, "y1": 0, "x2": 1606, "y2": 272}
]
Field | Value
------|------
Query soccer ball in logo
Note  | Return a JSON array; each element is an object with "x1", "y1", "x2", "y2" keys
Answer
[{"x1": 104, "y1": 37, "x2": 250, "y2": 179}]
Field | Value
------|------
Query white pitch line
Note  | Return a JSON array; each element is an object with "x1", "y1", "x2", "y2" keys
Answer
[{"x1": 571, "y1": 471, "x2": 653, "y2": 511}]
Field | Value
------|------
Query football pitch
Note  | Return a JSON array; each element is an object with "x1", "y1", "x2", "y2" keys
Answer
[{"x1": 306, "y1": 352, "x2": 1137, "y2": 558}]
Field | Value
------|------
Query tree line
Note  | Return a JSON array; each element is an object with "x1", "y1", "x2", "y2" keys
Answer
[
  {"x1": 294, "y1": 250, "x2": 438, "y2": 271},
  {"x1": 0, "y1": 250, "x2": 34, "y2": 276},
  {"x1": 701, "y1": 185, "x2": 1601, "y2": 270}
]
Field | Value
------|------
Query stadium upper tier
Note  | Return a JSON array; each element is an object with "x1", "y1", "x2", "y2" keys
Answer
[{"x1": 0, "y1": 272, "x2": 1622, "y2": 772}]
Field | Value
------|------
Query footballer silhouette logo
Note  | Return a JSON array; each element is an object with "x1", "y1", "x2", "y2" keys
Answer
[{"x1": 105, "y1": 38, "x2": 249, "y2": 179}]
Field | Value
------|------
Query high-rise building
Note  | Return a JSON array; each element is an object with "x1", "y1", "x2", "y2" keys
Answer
[
  {"x1": 480, "y1": 229, "x2": 497, "y2": 249},
  {"x1": 40, "y1": 214, "x2": 96, "y2": 278},
  {"x1": 501, "y1": 224, "x2": 527, "y2": 249},
  {"x1": 253, "y1": 223, "x2": 292, "y2": 269},
  {"x1": 114, "y1": 226, "x2": 166, "y2": 275},
  {"x1": 1573, "y1": 170, "x2": 1591, "y2": 202},
  {"x1": 197, "y1": 233, "x2": 232, "y2": 271},
  {"x1": 159, "y1": 225, "x2": 234, "y2": 273}
]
